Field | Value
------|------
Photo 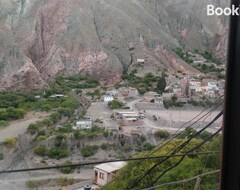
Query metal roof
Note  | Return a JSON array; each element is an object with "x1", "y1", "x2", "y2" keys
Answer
[{"x1": 94, "y1": 161, "x2": 126, "y2": 173}]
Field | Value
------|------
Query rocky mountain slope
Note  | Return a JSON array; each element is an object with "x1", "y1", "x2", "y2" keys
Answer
[{"x1": 0, "y1": 0, "x2": 228, "y2": 91}]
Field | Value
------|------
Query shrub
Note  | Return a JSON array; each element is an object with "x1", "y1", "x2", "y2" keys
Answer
[
  {"x1": 100, "y1": 143, "x2": 108, "y2": 150},
  {"x1": 27, "y1": 123, "x2": 39, "y2": 135},
  {"x1": 58, "y1": 177, "x2": 75, "y2": 187},
  {"x1": 73, "y1": 130, "x2": 81, "y2": 139},
  {"x1": 163, "y1": 100, "x2": 173, "y2": 109},
  {"x1": 49, "y1": 112, "x2": 62, "y2": 123},
  {"x1": 103, "y1": 131, "x2": 109, "y2": 138},
  {"x1": 0, "y1": 153, "x2": 4, "y2": 160},
  {"x1": 156, "y1": 76, "x2": 167, "y2": 94},
  {"x1": 37, "y1": 136, "x2": 47, "y2": 142},
  {"x1": 154, "y1": 130, "x2": 170, "y2": 139},
  {"x1": 48, "y1": 148, "x2": 69, "y2": 159},
  {"x1": 3, "y1": 137, "x2": 17, "y2": 148},
  {"x1": 58, "y1": 107, "x2": 73, "y2": 118},
  {"x1": 26, "y1": 180, "x2": 41, "y2": 189},
  {"x1": 54, "y1": 135, "x2": 66, "y2": 148},
  {"x1": 79, "y1": 111, "x2": 86, "y2": 119},
  {"x1": 178, "y1": 127, "x2": 197, "y2": 139},
  {"x1": 199, "y1": 131, "x2": 212, "y2": 141},
  {"x1": 143, "y1": 143, "x2": 155, "y2": 151},
  {"x1": 0, "y1": 120, "x2": 7, "y2": 127},
  {"x1": 108, "y1": 99, "x2": 124, "y2": 110},
  {"x1": 81, "y1": 145, "x2": 99, "y2": 157},
  {"x1": 153, "y1": 115, "x2": 157, "y2": 121},
  {"x1": 59, "y1": 160, "x2": 74, "y2": 174},
  {"x1": 0, "y1": 107, "x2": 26, "y2": 120},
  {"x1": 34, "y1": 145, "x2": 48, "y2": 156},
  {"x1": 140, "y1": 135, "x2": 146, "y2": 142},
  {"x1": 42, "y1": 118, "x2": 52, "y2": 126}
]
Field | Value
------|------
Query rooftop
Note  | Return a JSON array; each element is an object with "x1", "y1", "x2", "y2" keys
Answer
[{"x1": 94, "y1": 161, "x2": 126, "y2": 173}]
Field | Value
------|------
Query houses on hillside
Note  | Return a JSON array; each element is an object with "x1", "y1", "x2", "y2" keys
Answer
[{"x1": 164, "y1": 74, "x2": 224, "y2": 99}]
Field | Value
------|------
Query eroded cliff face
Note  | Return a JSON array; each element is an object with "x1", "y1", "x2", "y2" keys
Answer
[{"x1": 0, "y1": 0, "x2": 228, "y2": 91}]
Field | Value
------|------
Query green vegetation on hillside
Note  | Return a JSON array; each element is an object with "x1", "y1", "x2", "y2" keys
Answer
[
  {"x1": 0, "y1": 74, "x2": 99, "y2": 125},
  {"x1": 121, "y1": 71, "x2": 166, "y2": 95},
  {"x1": 163, "y1": 95, "x2": 184, "y2": 109},
  {"x1": 174, "y1": 48, "x2": 194, "y2": 64},
  {"x1": 103, "y1": 130, "x2": 220, "y2": 190},
  {"x1": 200, "y1": 50, "x2": 221, "y2": 65},
  {"x1": 174, "y1": 48, "x2": 224, "y2": 77},
  {"x1": 54, "y1": 75, "x2": 100, "y2": 93},
  {"x1": 34, "y1": 134, "x2": 70, "y2": 159}
]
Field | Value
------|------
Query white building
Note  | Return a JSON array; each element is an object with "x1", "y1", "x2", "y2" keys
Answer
[
  {"x1": 104, "y1": 95, "x2": 114, "y2": 103},
  {"x1": 189, "y1": 81, "x2": 201, "y2": 87},
  {"x1": 74, "y1": 119, "x2": 92, "y2": 130},
  {"x1": 49, "y1": 94, "x2": 65, "y2": 98},
  {"x1": 136, "y1": 59, "x2": 145, "y2": 63},
  {"x1": 207, "y1": 82, "x2": 218, "y2": 91},
  {"x1": 94, "y1": 162, "x2": 126, "y2": 186}
]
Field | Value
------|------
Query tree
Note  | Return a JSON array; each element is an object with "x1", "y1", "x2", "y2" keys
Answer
[
  {"x1": 59, "y1": 160, "x2": 74, "y2": 174},
  {"x1": 154, "y1": 130, "x2": 170, "y2": 139},
  {"x1": 108, "y1": 99, "x2": 124, "y2": 110},
  {"x1": 157, "y1": 76, "x2": 167, "y2": 94},
  {"x1": 171, "y1": 94, "x2": 178, "y2": 103}
]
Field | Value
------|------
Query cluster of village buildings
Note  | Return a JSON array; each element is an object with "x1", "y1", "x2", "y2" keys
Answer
[
  {"x1": 74, "y1": 76, "x2": 225, "y2": 131},
  {"x1": 164, "y1": 76, "x2": 225, "y2": 101}
]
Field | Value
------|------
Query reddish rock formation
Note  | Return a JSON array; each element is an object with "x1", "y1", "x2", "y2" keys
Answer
[{"x1": 0, "y1": 0, "x2": 228, "y2": 91}]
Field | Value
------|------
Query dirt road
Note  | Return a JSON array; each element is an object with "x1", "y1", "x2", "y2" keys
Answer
[{"x1": 0, "y1": 112, "x2": 50, "y2": 141}]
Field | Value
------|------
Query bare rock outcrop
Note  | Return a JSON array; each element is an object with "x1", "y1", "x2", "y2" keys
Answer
[{"x1": 0, "y1": 0, "x2": 228, "y2": 91}]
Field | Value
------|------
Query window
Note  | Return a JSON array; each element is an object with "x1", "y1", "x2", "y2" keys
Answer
[{"x1": 100, "y1": 172, "x2": 104, "y2": 180}]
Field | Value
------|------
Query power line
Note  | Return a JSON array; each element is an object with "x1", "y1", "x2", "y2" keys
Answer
[
  {"x1": 144, "y1": 127, "x2": 222, "y2": 189},
  {"x1": 126, "y1": 111, "x2": 223, "y2": 189},
  {"x1": 0, "y1": 152, "x2": 218, "y2": 174},
  {"x1": 147, "y1": 100, "x2": 223, "y2": 156},
  {"x1": 103, "y1": 100, "x2": 223, "y2": 189},
  {"x1": 143, "y1": 170, "x2": 220, "y2": 190}
]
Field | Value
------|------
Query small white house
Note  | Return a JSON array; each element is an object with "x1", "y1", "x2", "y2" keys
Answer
[
  {"x1": 207, "y1": 82, "x2": 218, "y2": 91},
  {"x1": 74, "y1": 119, "x2": 92, "y2": 130},
  {"x1": 94, "y1": 162, "x2": 126, "y2": 186},
  {"x1": 189, "y1": 81, "x2": 201, "y2": 87},
  {"x1": 49, "y1": 94, "x2": 65, "y2": 98},
  {"x1": 35, "y1": 95, "x2": 41, "y2": 99},
  {"x1": 104, "y1": 95, "x2": 114, "y2": 103},
  {"x1": 136, "y1": 59, "x2": 145, "y2": 63}
]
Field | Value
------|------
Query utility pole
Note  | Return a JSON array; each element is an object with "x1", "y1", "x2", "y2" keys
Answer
[
  {"x1": 194, "y1": 177, "x2": 201, "y2": 190},
  {"x1": 220, "y1": 0, "x2": 240, "y2": 190}
]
